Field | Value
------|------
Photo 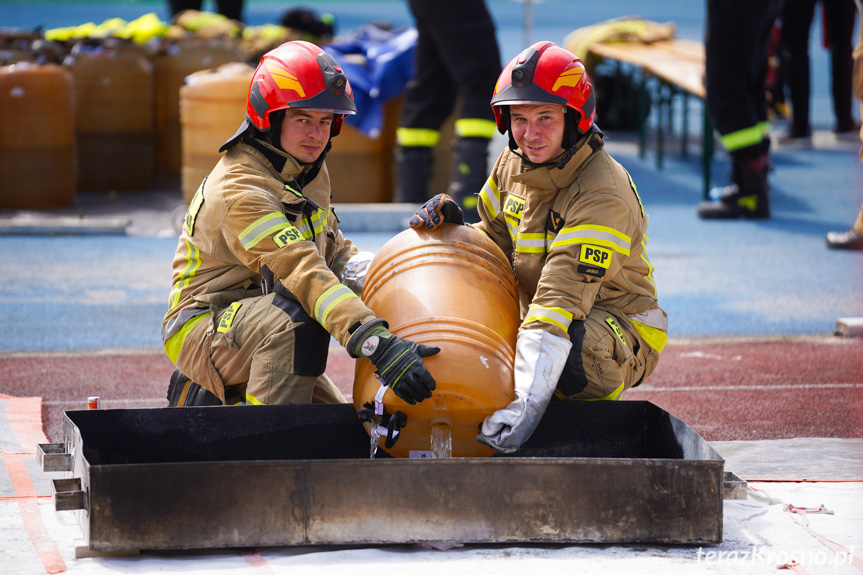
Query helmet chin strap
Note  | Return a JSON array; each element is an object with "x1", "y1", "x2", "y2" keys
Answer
[
  {"x1": 507, "y1": 129, "x2": 565, "y2": 169},
  {"x1": 295, "y1": 140, "x2": 332, "y2": 188}
]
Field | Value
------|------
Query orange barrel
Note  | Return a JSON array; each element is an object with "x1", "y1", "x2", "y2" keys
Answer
[
  {"x1": 326, "y1": 96, "x2": 456, "y2": 203},
  {"x1": 0, "y1": 62, "x2": 76, "y2": 208},
  {"x1": 353, "y1": 224, "x2": 519, "y2": 458},
  {"x1": 153, "y1": 38, "x2": 244, "y2": 176},
  {"x1": 326, "y1": 98, "x2": 394, "y2": 203},
  {"x1": 64, "y1": 39, "x2": 155, "y2": 191},
  {"x1": 180, "y1": 62, "x2": 254, "y2": 203}
]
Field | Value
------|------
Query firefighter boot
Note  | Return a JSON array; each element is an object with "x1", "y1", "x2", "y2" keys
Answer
[
  {"x1": 166, "y1": 368, "x2": 222, "y2": 407},
  {"x1": 447, "y1": 137, "x2": 490, "y2": 223},
  {"x1": 395, "y1": 146, "x2": 433, "y2": 203},
  {"x1": 697, "y1": 153, "x2": 771, "y2": 219}
]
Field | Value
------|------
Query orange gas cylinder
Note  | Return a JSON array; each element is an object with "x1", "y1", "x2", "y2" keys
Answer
[
  {"x1": 65, "y1": 39, "x2": 155, "y2": 191},
  {"x1": 353, "y1": 224, "x2": 519, "y2": 458},
  {"x1": 0, "y1": 62, "x2": 76, "y2": 209},
  {"x1": 179, "y1": 62, "x2": 254, "y2": 203}
]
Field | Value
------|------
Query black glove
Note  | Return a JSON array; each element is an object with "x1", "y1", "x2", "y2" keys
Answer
[
  {"x1": 359, "y1": 329, "x2": 440, "y2": 404},
  {"x1": 409, "y1": 193, "x2": 465, "y2": 230}
]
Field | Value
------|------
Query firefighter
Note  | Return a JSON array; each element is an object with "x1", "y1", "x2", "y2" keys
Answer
[
  {"x1": 410, "y1": 42, "x2": 668, "y2": 454},
  {"x1": 162, "y1": 41, "x2": 439, "y2": 407},
  {"x1": 697, "y1": 0, "x2": 783, "y2": 219},
  {"x1": 394, "y1": 0, "x2": 501, "y2": 221}
]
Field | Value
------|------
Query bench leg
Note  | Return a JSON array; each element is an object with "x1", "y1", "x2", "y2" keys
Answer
[
  {"x1": 682, "y1": 93, "x2": 689, "y2": 158},
  {"x1": 656, "y1": 82, "x2": 665, "y2": 170},
  {"x1": 637, "y1": 71, "x2": 647, "y2": 159}
]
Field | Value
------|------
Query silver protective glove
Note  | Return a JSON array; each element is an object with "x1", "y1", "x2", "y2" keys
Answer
[
  {"x1": 339, "y1": 251, "x2": 375, "y2": 295},
  {"x1": 476, "y1": 330, "x2": 572, "y2": 454}
]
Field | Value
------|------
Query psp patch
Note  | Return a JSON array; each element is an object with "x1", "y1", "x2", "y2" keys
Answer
[
  {"x1": 217, "y1": 301, "x2": 242, "y2": 333},
  {"x1": 503, "y1": 195, "x2": 525, "y2": 221},
  {"x1": 605, "y1": 317, "x2": 627, "y2": 347},
  {"x1": 273, "y1": 225, "x2": 303, "y2": 247},
  {"x1": 577, "y1": 244, "x2": 612, "y2": 277}
]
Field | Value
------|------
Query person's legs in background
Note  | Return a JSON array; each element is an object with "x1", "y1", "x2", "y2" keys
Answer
[
  {"x1": 780, "y1": 0, "x2": 818, "y2": 140},
  {"x1": 395, "y1": 0, "x2": 500, "y2": 220},
  {"x1": 698, "y1": 0, "x2": 783, "y2": 220},
  {"x1": 824, "y1": 0, "x2": 859, "y2": 135},
  {"x1": 394, "y1": 2, "x2": 456, "y2": 204}
]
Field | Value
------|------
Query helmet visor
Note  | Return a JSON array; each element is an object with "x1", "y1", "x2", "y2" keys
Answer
[
  {"x1": 289, "y1": 89, "x2": 356, "y2": 115},
  {"x1": 490, "y1": 81, "x2": 566, "y2": 108}
]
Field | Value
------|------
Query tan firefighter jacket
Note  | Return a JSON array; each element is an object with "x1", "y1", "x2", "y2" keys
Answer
[
  {"x1": 471, "y1": 129, "x2": 668, "y2": 352},
  {"x1": 161, "y1": 136, "x2": 377, "y2": 359}
]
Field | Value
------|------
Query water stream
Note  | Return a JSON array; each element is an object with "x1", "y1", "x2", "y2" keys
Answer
[
  {"x1": 369, "y1": 417, "x2": 381, "y2": 459},
  {"x1": 430, "y1": 422, "x2": 453, "y2": 459}
]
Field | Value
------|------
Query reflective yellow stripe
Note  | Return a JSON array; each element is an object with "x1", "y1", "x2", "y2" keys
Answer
[
  {"x1": 479, "y1": 177, "x2": 501, "y2": 218},
  {"x1": 168, "y1": 238, "x2": 201, "y2": 310},
  {"x1": 239, "y1": 212, "x2": 290, "y2": 250},
  {"x1": 454, "y1": 118, "x2": 497, "y2": 139},
  {"x1": 736, "y1": 194, "x2": 759, "y2": 212},
  {"x1": 163, "y1": 312, "x2": 211, "y2": 364},
  {"x1": 720, "y1": 121, "x2": 770, "y2": 152},
  {"x1": 579, "y1": 381, "x2": 626, "y2": 401},
  {"x1": 551, "y1": 224, "x2": 631, "y2": 255},
  {"x1": 245, "y1": 393, "x2": 265, "y2": 405},
  {"x1": 313, "y1": 207, "x2": 325, "y2": 234},
  {"x1": 515, "y1": 232, "x2": 548, "y2": 253},
  {"x1": 314, "y1": 284, "x2": 358, "y2": 326},
  {"x1": 505, "y1": 217, "x2": 519, "y2": 244},
  {"x1": 522, "y1": 305, "x2": 573, "y2": 331},
  {"x1": 625, "y1": 169, "x2": 646, "y2": 218},
  {"x1": 640, "y1": 240, "x2": 657, "y2": 298},
  {"x1": 184, "y1": 184, "x2": 205, "y2": 236},
  {"x1": 174, "y1": 379, "x2": 193, "y2": 406},
  {"x1": 630, "y1": 319, "x2": 668, "y2": 353},
  {"x1": 297, "y1": 207, "x2": 327, "y2": 239},
  {"x1": 396, "y1": 127, "x2": 440, "y2": 147}
]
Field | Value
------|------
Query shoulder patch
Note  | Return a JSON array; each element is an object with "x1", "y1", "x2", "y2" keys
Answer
[
  {"x1": 579, "y1": 244, "x2": 612, "y2": 268},
  {"x1": 577, "y1": 244, "x2": 612, "y2": 277},
  {"x1": 273, "y1": 225, "x2": 303, "y2": 247},
  {"x1": 546, "y1": 210, "x2": 564, "y2": 234}
]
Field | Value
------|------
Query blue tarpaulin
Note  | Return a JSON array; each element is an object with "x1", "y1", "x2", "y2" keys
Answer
[{"x1": 324, "y1": 24, "x2": 417, "y2": 138}]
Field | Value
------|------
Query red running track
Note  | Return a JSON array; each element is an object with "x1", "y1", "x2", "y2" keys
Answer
[{"x1": 2, "y1": 336, "x2": 861, "y2": 443}]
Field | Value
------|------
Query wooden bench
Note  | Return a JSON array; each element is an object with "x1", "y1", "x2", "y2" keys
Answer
[{"x1": 587, "y1": 38, "x2": 715, "y2": 199}]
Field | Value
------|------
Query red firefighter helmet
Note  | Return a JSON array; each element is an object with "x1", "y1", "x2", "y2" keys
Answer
[
  {"x1": 247, "y1": 40, "x2": 355, "y2": 135},
  {"x1": 221, "y1": 41, "x2": 355, "y2": 152},
  {"x1": 490, "y1": 41, "x2": 595, "y2": 137}
]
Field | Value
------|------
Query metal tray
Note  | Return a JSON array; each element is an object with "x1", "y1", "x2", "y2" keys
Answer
[{"x1": 40, "y1": 401, "x2": 725, "y2": 551}]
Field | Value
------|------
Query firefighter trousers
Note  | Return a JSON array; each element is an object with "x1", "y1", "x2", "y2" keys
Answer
[
  {"x1": 555, "y1": 307, "x2": 663, "y2": 401},
  {"x1": 171, "y1": 292, "x2": 346, "y2": 405}
]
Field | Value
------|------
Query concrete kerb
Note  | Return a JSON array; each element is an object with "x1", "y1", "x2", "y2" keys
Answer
[{"x1": 0, "y1": 195, "x2": 418, "y2": 237}]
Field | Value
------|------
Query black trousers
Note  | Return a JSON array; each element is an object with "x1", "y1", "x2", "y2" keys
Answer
[
  {"x1": 705, "y1": 0, "x2": 784, "y2": 158},
  {"x1": 168, "y1": 0, "x2": 244, "y2": 22},
  {"x1": 399, "y1": 0, "x2": 501, "y2": 131},
  {"x1": 781, "y1": 0, "x2": 857, "y2": 133}
]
